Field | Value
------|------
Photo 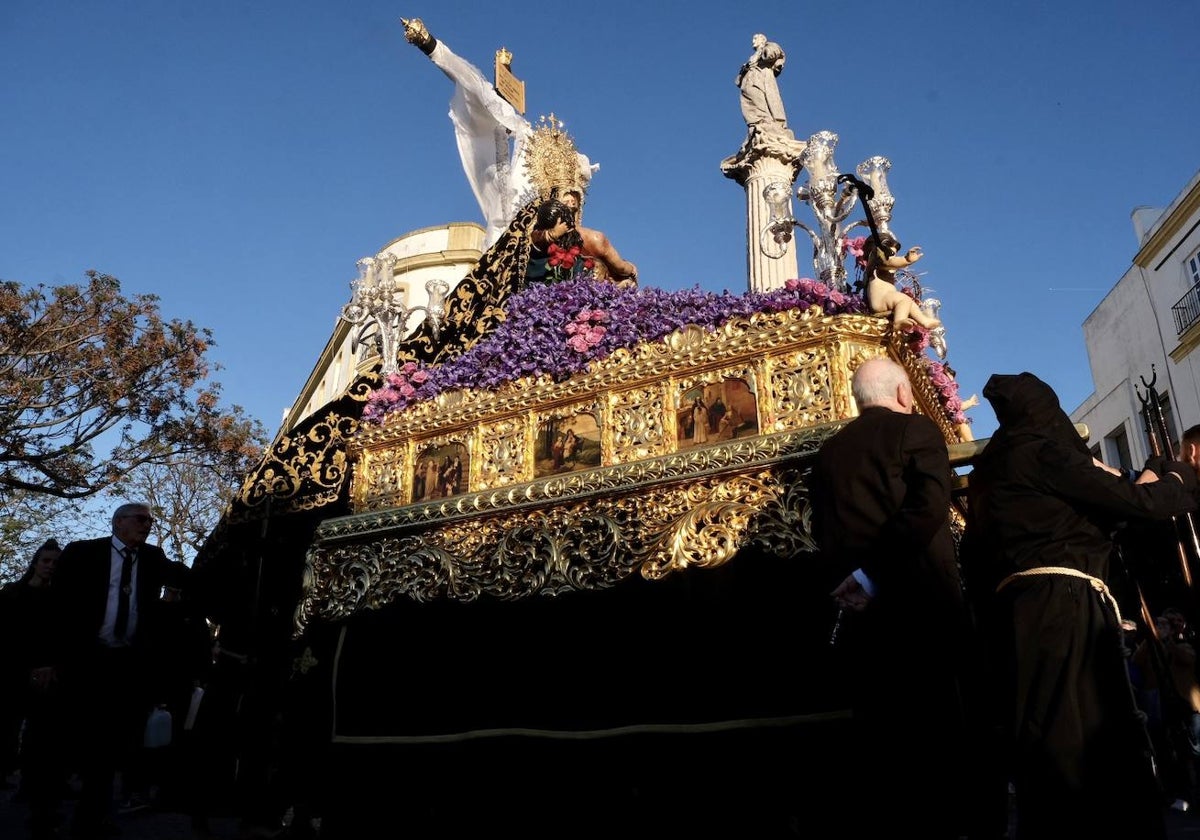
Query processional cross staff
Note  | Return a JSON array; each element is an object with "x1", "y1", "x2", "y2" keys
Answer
[{"x1": 1136, "y1": 365, "x2": 1200, "y2": 590}]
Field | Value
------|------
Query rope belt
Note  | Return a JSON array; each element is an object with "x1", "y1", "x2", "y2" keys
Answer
[{"x1": 996, "y1": 566, "x2": 1123, "y2": 627}]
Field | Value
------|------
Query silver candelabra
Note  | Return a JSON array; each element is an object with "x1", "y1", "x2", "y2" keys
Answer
[
  {"x1": 340, "y1": 252, "x2": 450, "y2": 376},
  {"x1": 761, "y1": 131, "x2": 898, "y2": 293}
]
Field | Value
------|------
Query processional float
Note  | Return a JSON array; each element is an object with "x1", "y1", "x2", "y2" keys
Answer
[
  {"x1": 206, "y1": 20, "x2": 977, "y2": 833},
  {"x1": 296, "y1": 23, "x2": 971, "y2": 636}
]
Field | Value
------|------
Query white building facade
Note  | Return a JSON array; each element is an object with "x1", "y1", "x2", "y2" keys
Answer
[
  {"x1": 1072, "y1": 170, "x2": 1200, "y2": 471},
  {"x1": 282, "y1": 221, "x2": 485, "y2": 431}
]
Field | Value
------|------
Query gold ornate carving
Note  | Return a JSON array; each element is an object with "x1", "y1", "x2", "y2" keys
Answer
[
  {"x1": 665, "y1": 324, "x2": 708, "y2": 354},
  {"x1": 234, "y1": 408, "x2": 361, "y2": 521},
  {"x1": 301, "y1": 505, "x2": 640, "y2": 621},
  {"x1": 609, "y1": 385, "x2": 668, "y2": 463},
  {"x1": 637, "y1": 472, "x2": 783, "y2": 579},
  {"x1": 356, "y1": 446, "x2": 407, "y2": 512},
  {"x1": 768, "y1": 348, "x2": 835, "y2": 431},
  {"x1": 888, "y1": 330, "x2": 958, "y2": 439},
  {"x1": 356, "y1": 307, "x2": 875, "y2": 446},
  {"x1": 476, "y1": 416, "x2": 530, "y2": 487},
  {"x1": 298, "y1": 463, "x2": 832, "y2": 629}
]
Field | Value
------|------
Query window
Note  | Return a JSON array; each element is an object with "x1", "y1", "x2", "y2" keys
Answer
[
  {"x1": 1107, "y1": 425, "x2": 1133, "y2": 473},
  {"x1": 1190, "y1": 250, "x2": 1200, "y2": 286}
]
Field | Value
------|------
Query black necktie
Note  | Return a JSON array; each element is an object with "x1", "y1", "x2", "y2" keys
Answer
[{"x1": 114, "y1": 546, "x2": 135, "y2": 641}]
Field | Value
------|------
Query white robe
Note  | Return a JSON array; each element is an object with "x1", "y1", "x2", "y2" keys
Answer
[{"x1": 427, "y1": 41, "x2": 597, "y2": 247}]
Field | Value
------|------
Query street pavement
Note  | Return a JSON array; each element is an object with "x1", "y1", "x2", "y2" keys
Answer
[
  {"x1": 5, "y1": 769, "x2": 1200, "y2": 838},
  {"x1": 0, "y1": 772, "x2": 264, "y2": 840}
]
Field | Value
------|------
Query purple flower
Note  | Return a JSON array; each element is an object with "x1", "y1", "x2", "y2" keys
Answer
[{"x1": 364, "y1": 278, "x2": 876, "y2": 421}]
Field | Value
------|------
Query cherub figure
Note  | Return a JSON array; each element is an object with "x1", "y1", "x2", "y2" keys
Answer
[{"x1": 863, "y1": 232, "x2": 942, "y2": 330}]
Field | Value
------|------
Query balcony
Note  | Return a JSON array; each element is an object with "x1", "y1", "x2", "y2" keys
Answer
[{"x1": 1172, "y1": 280, "x2": 1200, "y2": 335}]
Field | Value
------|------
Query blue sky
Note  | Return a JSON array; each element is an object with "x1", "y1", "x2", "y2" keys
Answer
[{"x1": 2, "y1": 0, "x2": 1197, "y2": 443}]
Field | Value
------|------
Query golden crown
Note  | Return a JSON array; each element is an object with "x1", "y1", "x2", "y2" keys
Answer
[{"x1": 522, "y1": 114, "x2": 588, "y2": 204}]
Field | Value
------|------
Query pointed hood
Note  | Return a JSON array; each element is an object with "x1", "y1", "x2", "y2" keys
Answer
[{"x1": 980, "y1": 372, "x2": 1090, "y2": 460}]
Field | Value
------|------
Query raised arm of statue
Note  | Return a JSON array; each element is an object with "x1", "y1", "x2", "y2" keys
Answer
[{"x1": 401, "y1": 17, "x2": 533, "y2": 247}]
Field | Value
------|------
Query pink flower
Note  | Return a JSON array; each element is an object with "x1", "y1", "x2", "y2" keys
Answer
[
  {"x1": 565, "y1": 308, "x2": 609, "y2": 350},
  {"x1": 410, "y1": 369, "x2": 429, "y2": 384},
  {"x1": 908, "y1": 329, "x2": 931, "y2": 353},
  {"x1": 398, "y1": 382, "x2": 416, "y2": 398}
]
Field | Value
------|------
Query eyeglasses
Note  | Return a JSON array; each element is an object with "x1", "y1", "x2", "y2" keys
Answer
[{"x1": 121, "y1": 514, "x2": 154, "y2": 524}]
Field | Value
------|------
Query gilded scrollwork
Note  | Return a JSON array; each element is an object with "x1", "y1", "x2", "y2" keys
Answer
[
  {"x1": 664, "y1": 324, "x2": 709, "y2": 354},
  {"x1": 294, "y1": 425, "x2": 858, "y2": 633},
  {"x1": 609, "y1": 385, "x2": 667, "y2": 463},
  {"x1": 890, "y1": 331, "x2": 958, "y2": 439},
  {"x1": 234, "y1": 408, "x2": 360, "y2": 522},
  {"x1": 357, "y1": 446, "x2": 407, "y2": 511},
  {"x1": 298, "y1": 503, "x2": 643, "y2": 625},
  {"x1": 745, "y1": 464, "x2": 822, "y2": 558},
  {"x1": 327, "y1": 426, "x2": 836, "y2": 542},
  {"x1": 768, "y1": 348, "x2": 834, "y2": 431},
  {"x1": 636, "y1": 472, "x2": 783, "y2": 579},
  {"x1": 351, "y1": 308, "x2": 887, "y2": 448},
  {"x1": 475, "y1": 417, "x2": 529, "y2": 487}
]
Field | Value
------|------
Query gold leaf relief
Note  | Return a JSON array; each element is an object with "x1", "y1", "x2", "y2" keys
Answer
[
  {"x1": 636, "y1": 473, "x2": 782, "y2": 580},
  {"x1": 769, "y1": 349, "x2": 835, "y2": 432},
  {"x1": 476, "y1": 417, "x2": 529, "y2": 487},
  {"x1": 610, "y1": 386, "x2": 667, "y2": 463}
]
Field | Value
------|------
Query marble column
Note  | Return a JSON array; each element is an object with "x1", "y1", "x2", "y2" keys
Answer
[{"x1": 721, "y1": 129, "x2": 808, "y2": 293}]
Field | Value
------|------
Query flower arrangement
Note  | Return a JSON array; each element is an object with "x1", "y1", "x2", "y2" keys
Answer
[
  {"x1": 841, "y1": 235, "x2": 868, "y2": 269},
  {"x1": 362, "y1": 277, "x2": 864, "y2": 422},
  {"x1": 564, "y1": 308, "x2": 609, "y2": 353},
  {"x1": 360, "y1": 274, "x2": 969, "y2": 430},
  {"x1": 547, "y1": 243, "x2": 595, "y2": 284},
  {"x1": 925, "y1": 359, "x2": 967, "y2": 425}
]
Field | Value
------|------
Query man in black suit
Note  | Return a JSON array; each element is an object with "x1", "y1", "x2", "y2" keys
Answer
[
  {"x1": 55, "y1": 502, "x2": 170, "y2": 839},
  {"x1": 809, "y1": 357, "x2": 973, "y2": 839}
]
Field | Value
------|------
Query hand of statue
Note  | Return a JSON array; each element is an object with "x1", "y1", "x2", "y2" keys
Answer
[
  {"x1": 401, "y1": 17, "x2": 433, "y2": 50},
  {"x1": 904, "y1": 246, "x2": 923, "y2": 264},
  {"x1": 613, "y1": 262, "x2": 638, "y2": 283}
]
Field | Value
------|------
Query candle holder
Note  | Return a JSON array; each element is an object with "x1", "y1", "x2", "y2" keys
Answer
[{"x1": 341, "y1": 253, "x2": 450, "y2": 375}]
